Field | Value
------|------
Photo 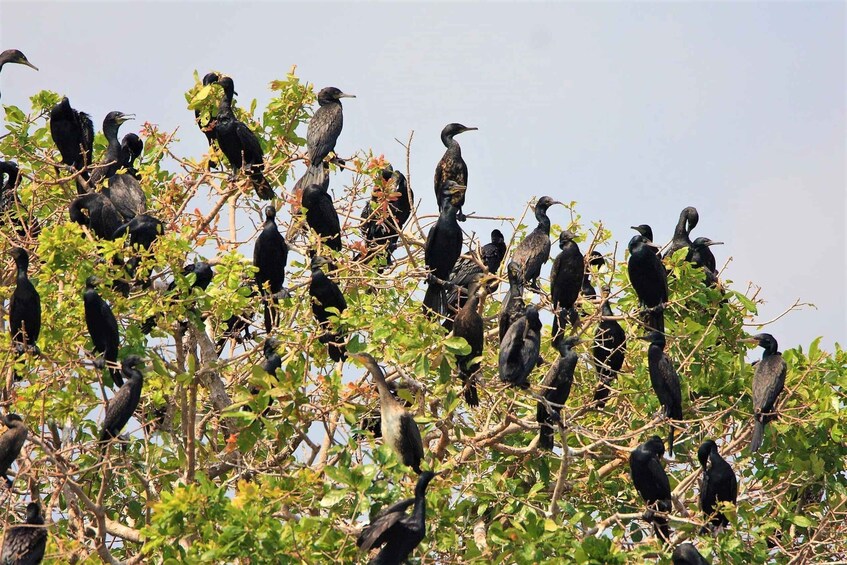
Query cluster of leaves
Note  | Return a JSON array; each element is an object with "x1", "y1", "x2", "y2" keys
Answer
[{"x1": 0, "y1": 69, "x2": 845, "y2": 564}]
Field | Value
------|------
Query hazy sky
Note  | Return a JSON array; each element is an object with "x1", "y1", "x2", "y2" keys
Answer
[{"x1": 2, "y1": 2, "x2": 844, "y2": 350}]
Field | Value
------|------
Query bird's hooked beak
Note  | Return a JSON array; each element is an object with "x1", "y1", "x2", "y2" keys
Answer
[
  {"x1": 338, "y1": 92, "x2": 356, "y2": 99},
  {"x1": 462, "y1": 126, "x2": 479, "y2": 133},
  {"x1": 117, "y1": 113, "x2": 136, "y2": 124},
  {"x1": 705, "y1": 240, "x2": 724, "y2": 247},
  {"x1": 19, "y1": 58, "x2": 38, "y2": 71},
  {"x1": 740, "y1": 336, "x2": 760, "y2": 345}
]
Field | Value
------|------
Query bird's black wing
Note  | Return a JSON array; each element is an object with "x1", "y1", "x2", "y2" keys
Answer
[
  {"x1": 400, "y1": 413, "x2": 424, "y2": 472},
  {"x1": 357, "y1": 506, "x2": 408, "y2": 551},
  {"x1": 753, "y1": 355, "x2": 787, "y2": 415},
  {"x1": 657, "y1": 354, "x2": 683, "y2": 420},
  {"x1": 307, "y1": 107, "x2": 342, "y2": 164},
  {"x1": 234, "y1": 121, "x2": 264, "y2": 166}
]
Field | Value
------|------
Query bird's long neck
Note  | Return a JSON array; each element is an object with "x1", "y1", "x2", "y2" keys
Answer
[
  {"x1": 534, "y1": 207, "x2": 551, "y2": 235},
  {"x1": 463, "y1": 293, "x2": 481, "y2": 316},
  {"x1": 440, "y1": 201, "x2": 459, "y2": 224},
  {"x1": 410, "y1": 491, "x2": 428, "y2": 529},
  {"x1": 441, "y1": 131, "x2": 459, "y2": 150},
  {"x1": 15, "y1": 256, "x2": 28, "y2": 281},
  {"x1": 218, "y1": 84, "x2": 235, "y2": 119},
  {"x1": 601, "y1": 300, "x2": 613, "y2": 317},
  {"x1": 103, "y1": 120, "x2": 121, "y2": 147},
  {"x1": 508, "y1": 275, "x2": 523, "y2": 299}
]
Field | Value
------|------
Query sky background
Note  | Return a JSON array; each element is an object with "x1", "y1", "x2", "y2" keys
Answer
[{"x1": 1, "y1": 2, "x2": 844, "y2": 351}]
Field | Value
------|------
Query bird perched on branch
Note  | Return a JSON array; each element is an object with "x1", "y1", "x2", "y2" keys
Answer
[
  {"x1": 698, "y1": 440, "x2": 737, "y2": 531},
  {"x1": 89, "y1": 111, "x2": 135, "y2": 189},
  {"x1": 307, "y1": 86, "x2": 355, "y2": 166},
  {"x1": 120, "y1": 132, "x2": 144, "y2": 179},
  {"x1": 434, "y1": 123, "x2": 476, "y2": 220},
  {"x1": 443, "y1": 229, "x2": 506, "y2": 329},
  {"x1": 550, "y1": 230, "x2": 584, "y2": 340},
  {"x1": 0, "y1": 501, "x2": 47, "y2": 565},
  {"x1": 627, "y1": 234, "x2": 667, "y2": 334},
  {"x1": 253, "y1": 206, "x2": 289, "y2": 332},
  {"x1": 510, "y1": 196, "x2": 562, "y2": 290},
  {"x1": 498, "y1": 305, "x2": 542, "y2": 389},
  {"x1": 99, "y1": 356, "x2": 145, "y2": 444},
  {"x1": 663, "y1": 206, "x2": 699, "y2": 260},
  {"x1": 302, "y1": 181, "x2": 342, "y2": 253},
  {"x1": 9, "y1": 247, "x2": 41, "y2": 357},
  {"x1": 537, "y1": 336, "x2": 580, "y2": 449},
  {"x1": 422, "y1": 181, "x2": 466, "y2": 317},
  {"x1": 452, "y1": 283, "x2": 489, "y2": 406},
  {"x1": 0, "y1": 49, "x2": 37, "y2": 101},
  {"x1": 84, "y1": 276, "x2": 122, "y2": 387},
  {"x1": 641, "y1": 331, "x2": 683, "y2": 456},
  {"x1": 687, "y1": 237, "x2": 723, "y2": 287},
  {"x1": 69, "y1": 191, "x2": 124, "y2": 240},
  {"x1": 49, "y1": 97, "x2": 94, "y2": 184},
  {"x1": 629, "y1": 435, "x2": 672, "y2": 543},
  {"x1": 359, "y1": 166, "x2": 413, "y2": 268},
  {"x1": 195, "y1": 72, "x2": 220, "y2": 166},
  {"x1": 592, "y1": 286, "x2": 626, "y2": 408},
  {"x1": 498, "y1": 261, "x2": 525, "y2": 342},
  {"x1": 0, "y1": 414, "x2": 27, "y2": 488},
  {"x1": 672, "y1": 543, "x2": 710, "y2": 565},
  {"x1": 309, "y1": 255, "x2": 347, "y2": 362},
  {"x1": 744, "y1": 333, "x2": 787, "y2": 452}
]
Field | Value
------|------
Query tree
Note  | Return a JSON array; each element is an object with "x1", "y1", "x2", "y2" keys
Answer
[{"x1": 0, "y1": 68, "x2": 845, "y2": 564}]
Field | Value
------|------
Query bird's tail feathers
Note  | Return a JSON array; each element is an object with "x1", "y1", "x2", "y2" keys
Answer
[{"x1": 750, "y1": 419, "x2": 765, "y2": 452}]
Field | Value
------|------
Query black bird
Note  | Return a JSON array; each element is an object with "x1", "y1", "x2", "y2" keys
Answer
[
  {"x1": 627, "y1": 234, "x2": 667, "y2": 334},
  {"x1": 0, "y1": 502, "x2": 47, "y2": 565},
  {"x1": 84, "y1": 276, "x2": 122, "y2": 387},
  {"x1": 103, "y1": 174, "x2": 146, "y2": 221},
  {"x1": 629, "y1": 435, "x2": 672, "y2": 543},
  {"x1": 672, "y1": 543, "x2": 710, "y2": 565},
  {"x1": 0, "y1": 49, "x2": 37, "y2": 100},
  {"x1": 246, "y1": 338, "x2": 282, "y2": 412},
  {"x1": 592, "y1": 287, "x2": 626, "y2": 408},
  {"x1": 687, "y1": 237, "x2": 723, "y2": 287},
  {"x1": 195, "y1": 72, "x2": 220, "y2": 165},
  {"x1": 291, "y1": 161, "x2": 329, "y2": 217},
  {"x1": 9, "y1": 247, "x2": 40, "y2": 354},
  {"x1": 433, "y1": 123, "x2": 476, "y2": 220},
  {"x1": 0, "y1": 161, "x2": 36, "y2": 237},
  {"x1": 309, "y1": 256, "x2": 347, "y2": 362},
  {"x1": 550, "y1": 230, "x2": 584, "y2": 340},
  {"x1": 641, "y1": 331, "x2": 683, "y2": 456},
  {"x1": 498, "y1": 305, "x2": 542, "y2": 389},
  {"x1": 253, "y1": 206, "x2": 289, "y2": 332},
  {"x1": 498, "y1": 261, "x2": 526, "y2": 342},
  {"x1": 580, "y1": 251, "x2": 605, "y2": 302},
  {"x1": 213, "y1": 76, "x2": 274, "y2": 200},
  {"x1": 113, "y1": 213, "x2": 164, "y2": 252},
  {"x1": 359, "y1": 166, "x2": 414, "y2": 267},
  {"x1": 69, "y1": 192, "x2": 123, "y2": 240},
  {"x1": 49, "y1": 97, "x2": 94, "y2": 183},
  {"x1": 745, "y1": 333, "x2": 787, "y2": 452},
  {"x1": 452, "y1": 284, "x2": 488, "y2": 406},
  {"x1": 510, "y1": 196, "x2": 562, "y2": 289},
  {"x1": 443, "y1": 229, "x2": 506, "y2": 325},
  {"x1": 422, "y1": 181, "x2": 466, "y2": 317},
  {"x1": 120, "y1": 132, "x2": 143, "y2": 179},
  {"x1": 351, "y1": 352, "x2": 424, "y2": 474},
  {"x1": 537, "y1": 336, "x2": 580, "y2": 449},
  {"x1": 89, "y1": 111, "x2": 135, "y2": 188},
  {"x1": 0, "y1": 414, "x2": 27, "y2": 488},
  {"x1": 663, "y1": 206, "x2": 699, "y2": 260},
  {"x1": 140, "y1": 261, "x2": 214, "y2": 334},
  {"x1": 698, "y1": 440, "x2": 738, "y2": 531},
  {"x1": 307, "y1": 86, "x2": 355, "y2": 166},
  {"x1": 301, "y1": 182, "x2": 341, "y2": 252},
  {"x1": 631, "y1": 224, "x2": 660, "y2": 258},
  {"x1": 357, "y1": 471, "x2": 436, "y2": 565},
  {"x1": 99, "y1": 356, "x2": 145, "y2": 444}
]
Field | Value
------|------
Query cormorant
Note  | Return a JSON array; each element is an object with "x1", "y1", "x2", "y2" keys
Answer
[
  {"x1": 351, "y1": 352, "x2": 424, "y2": 474},
  {"x1": 422, "y1": 181, "x2": 466, "y2": 316},
  {"x1": 433, "y1": 123, "x2": 476, "y2": 220},
  {"x1": 0, "y1": 414, "x2": 27, "y2": 487},
  {"x1": 510, "y1": 196, "x2": 562, "y2": 289},
  {"x1": 253, "y1": 206, "x2": 289, "y2": 331},
  {"x1": 443, "y1": 229, "x2": 506, "y2": 326},
  {"x1": 0, "y1": 161, "x2": 35, "y2": 237},
  {"x1": 498, "y1": 305, "x2": 542, "y2": 389},
  {"x1": 452, "y1": 284, "x2": 488, "y2": 406},
  {"x1": 498, "y1": 261, "x2": 525, "y2": 342},
  {"x1": 357, "y1": 471, "x2": 436, "y2": 565},
  {"x1": 301, "y1": 182, "x2": 342, "y2": 252},
  {"x1": 0, "y1": 502, "x2": 47, "y2": 565},
  {"x1": 592, "y1": 286, "x2": 626, "y2": 408},
  {"x1": 306, "y1": 86, "x2": 355, "y2": 166},
  {"x1": 291, "y1": 161, "x2": 329, "y2": 216},
  {"x1": 537, "y1": 336, "x2": 580, "y2": 449},
  {"x1": 744, "y1": 333, "x2": 787, "y2": 452},
  {"x1": 663, "y1": 206, "x2": 699, "y2": 260},
  {"x1": 69, "y1": 192, "x2": 123, "y2": 240},
  {"x1": 84, "y1": 276, "x2": 122, "y2": 387},
  {"x1": 0, "y1": 49, "x2": 37, "y2": 100},
  {"x1": 195, "y1": 72, "x2": 220, "y2": 165},
  {"x1": 103, "y1": 173, "x2": 146, "y2": 220},
  {"x1": 309, "y1": 256, "x2": 347, "y2": 362},
  {"x1": 89, "y1": 111, "x2": 135, "y2": 188},
  {"x1": 120, "y1": 132, "x2": 143, "y2": 179},
  {"x1": 99, "y1": 355, "x2": 145, "y2": 443},
  {"x1": 113, "y1": 213, "x2": 164, "y2": 252},
  {"x1": 641, "y1": 331, "x2": 683, "y2": 456},
  {"x1": 698, "y1": 440, "x2": 737, "y2": 531},
  {"x1": 49, "y1": 97, "x2": 94, "y2": 182},
  {"x1": 550, "y1": 230, "x2": 584, "y2": 339},
  {"x1": 672, "y1": 543, "x2": 710, "y2": 565},
  {"x1": 9, "y1": 247, "x2": 40, "y2": 354},
  {"x1": 580, "y1": 251, "x2": 605, "y2": 302},
  {"x1": 687, "y1": 237, "x2": 723, "y2": 287},
  {"x1": 631, "y1": 224, "x2": 660, "y2": 257},
  {"x1": 359, "y1": 166, "x2": 413, "y2": 267},
  {"x1": 627, "y1": 234, "x2": 667, "y2": 333},
  {"x1": 629, "y1": 435, "x2": 672, "y2": 543},
  {"x1": 213, "y1": 76, "x2": 274, "y2": 200}
]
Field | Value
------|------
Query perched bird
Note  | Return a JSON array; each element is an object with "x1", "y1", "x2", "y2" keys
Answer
[
  {"x1": 452, "y1": 283, "x2": 488, "y2": 406},
  {"x1": 443, "y1": 229, "x2": 506, "y2": 325},
  {"x1": 49, "y1": 96, "x2": 94, "y2": 182},
  {"x1": 253, "y1": 206, "x2": 289, "y2": 331},
  {"x1": 113, "y1": 213, "x2": 164, "y2": 252},
  {"x1": 120, "y1": 133, "x2": 144, "y2": 179},
  {"x1": 9, "y1": 247, "x2": 41, "y2": 354},
  {"x1": 307, "y1": 86, "x2": 355, "y2": 166},
  {"x1": 510, "y1": 196, "x2": 562, "y2": 289},
  {"x1": 672, "y1": 543, "x2": 710, "y2": 565},
  {"x1": 698, "y1": 440, "x2": 738, "y2": 531},
  {"x1": 351, "y1": 352, "x2": 423, "y2": 474},
  {"x1": 359, "y1": 166, "x2": 413, "y2": 267},
  {"x1": 213, "y1": 76, "x2": 274, "y2": 200},
  {"x1": 627, "y1": 234, "x2": 667, "y2": 334},
  {"x1": 537, "y1": 336, "x2": 580, "y2": 449},
  {"x1": 103, "y1": 173, "x2": 146, "y2": 221},
  {"x1": 686, "y1": 237, "x2": 723, "y2": 287},
  {"x1": 580, "y1": 251, "x2": 605, "y2": 302},
  {"x1": 357, "y1": 471, "x2": 436, "y2": 565},
  {"x1": 195, "y1": 72, "x2": 220, "y2": 165},
  {"x1": 89, "y1": 111, "x2": 135, "y2": 188},
  {"x1": 498, "y1": 305, "x2": 542, "y2": 389},
  {"x1": 69, "y1": 192, "x2": 124, "y2": 240},
  {"x1": 261, "y1": 337, "x2": 282, "y2": 377},
  {"x1": 422, "y1": 181, "x2": 466, "y2": 317},
  {"x1": 550, "y1": 230, "x2": 584, "y2": 339},
  {"x1": 498, "y1": 261, "x2": 525, "y2": 342},
  {"x1": 629, "y1": 435, "x2": 672, "y2": 543},
  {"x1": 291, "y1": 161, "x2": 329, "y2": 217},
  {"x1": 592, "y1": 287, "x2": 626, "y2": 408},
  {"x1": 0, "y1": 414, "x2": 27, "y2": 487},
  {"x1": 84, "y1": 276, "x2": 122, "y2": 387},
  {"x1": 745, "y1": 333, "x2": 787, "y2": 452},
  {"x1": 433, "y1": 123, "x2": 476, "y2": 219},
  {"x1": 663, "y1": 206, "x2": 699, "y2": 260},
  {"x1": 309, "y1": 256, "x2": 347, "y2": 362},
  {"x1": 0, "y1": 49, "x2": 38, "y2": 100},
  {"x1": 631, "y1": 224, "x2": 654, "y2": 243},
  {"x1": 301, "y1": 182, "x2": 342, "y2": 252},
  {"x1": 0, "y1": 502, "x2": 47, "y2": 565},
  {"x1": 99, "y1": 356, "x2": 145, "y2": 444},
  {"x1": 641, "y1": 331, "x2": 683, "y2": 456},
  {"x1": 0, "y1": 161, "x2": 36, "y2": 237}
]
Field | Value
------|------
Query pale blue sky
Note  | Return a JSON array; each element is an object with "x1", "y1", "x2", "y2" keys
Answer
[{"x1": 2, "y1": 1, "x2": 844, "y2": 350}]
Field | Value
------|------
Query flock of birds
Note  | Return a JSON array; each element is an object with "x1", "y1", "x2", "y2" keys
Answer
[{"x1": 0, "y1": 48, "x2": 791, "y2": 565}]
